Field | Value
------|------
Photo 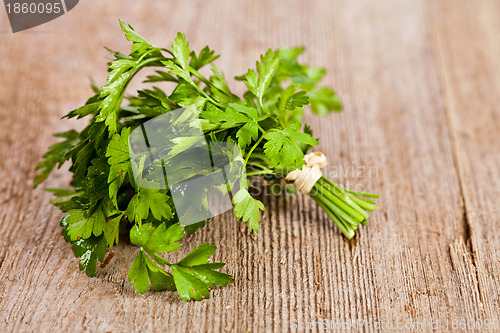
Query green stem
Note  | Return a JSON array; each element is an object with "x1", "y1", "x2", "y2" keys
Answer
[
  {"x1": 244, "y1": 135, "x2": 265, "y2": 165},
  {"x1": 247, "y1": 152, "x2": 269, "y2": 163},
  {"x1": 349, "y1": 196, "x2": 377, "y2": 211},
  {"x1": 246, "y1": 162, "x2": 268, "y2": 170},
  {"x1": 318, "y1": 177, "x2": 369, "y2": 220},
  {"x1": 319, "y1": 177, "x2": 377, "y2": 211},
  {"x1": 314, "y1": 183, "x2": 363, "y2": 226},
  {"x1": 311, "y1": 192, "x2": 355, "y2": 239},
  {"x1": 246, "y1": 169, "x2": 274, "y2": 177},
  {"x1": 320, "y1": 187, "x2": 366, "y2": 223},
  {"x1": 343, "y1": 189, "x2": 380, "y2": 199}
]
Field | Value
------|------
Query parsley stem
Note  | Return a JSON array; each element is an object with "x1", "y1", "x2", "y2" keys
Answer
[
  {"x1": 308, "y1": 175, "x2": 380, "y2": 237},
  {"x1": 313, "y1": 184, "x2": 361, "y2": 226},
  {"x1": 349, "y1": 196, "x2": 377, "y2": 211},
  {"x1": 311, "y1": 191, "x2": 355, "y2": 239},
  {"x1": 316, "y1": 183, "x2": 366, "y2": 223},
  {"x1": 318, "y1": 177, "x2": 369, "y2": 220},
  {"x1": 318, "y1": 176, "x2": 377, "y2": 210},
  {"x1": 246, "y1": 170, "x2": 274, "y2": 176},
  {"x1": 244, "y1": 136, "x2": 265, "y2": 165},
  {"x1": 248, "y1": 153, "x2": 269, "y2": 164},
  {"x1": 246, "y1": 162, "x2": 268, "y2": 170},
  {"x1": 343, "y1": 189, "x2": 380, "y2": 199},
  {"x1": 358, "y1": 198, "x2": 376, "y2": 205},
  {"x1": 258, "y1": 125, "x2": 267, "y2": 135}
]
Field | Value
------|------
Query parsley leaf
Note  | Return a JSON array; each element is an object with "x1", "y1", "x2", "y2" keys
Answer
[
  {"x1": 125, "y1": 189, "x2": 173, "y2": 224},
  {"x1": 128, "y1": 249, "x2": 176, "y2": 294},
  {"x1": 64, "y1": 101, "x2": 100, "y2": 120},
  {"x1": 34, "y1": 130, "x2": 79, "y2": 187},
  {"x1": 95, "y1": 58, "x2": 136, "y2": 133},
  {"x1": 309, "y1": 87, "x2": 343, "y2": 115},
  {"x1": 232, "y1": 188, "x2": 265, "y2": 232},
  {"x1": 72, "y1": 236, "x2": 107, "y2": 277},
  {"x1": 243, "y1": 49, "x2": 280, "y2": 105},
  {"x1": 128, "y1": 223, "x2": 184, "y2": 294},
  {"x1": 119, "y1": 20, "x2": 155, "y2": 54},
  {"x1": 85, "y1": 157, "x2": 110, "y2": 206},
  {"x1": 209, "y1": 65, "x2": 235, "y2": 104},
  {"x1": 106, "y1": 128, "x2": 131, "y2": 206},
  {"x1": 130, "y1": 223, "x2": 184, "y2": 257},
  {"x1": 95, "y1": 23, "x2": 163, "y2": 134},
  {"x1": 189, "y1": 46, "x2": 220, "y2": 70},
  {"x1": 64, "y1": 205, "x2": 107, "y2": 241},
  {"x1": 61, "y1": 218, "x2": 106, "y2": 277},
  {"x1": 201, "y1": 103, "x2": 260, "y2": 148},
  {"x1": 170, "y1": 243, "x2": 233, "y2": 301},
  {"x1": 170, "y1": 81, "x2": 206, "y2": 108},
  {"x1": 104, "y1": 213, "x2": 123, "y2": 250},
  {"x1": 171, "y1": 32, "x2": 190, "y2": 71},
  {"x1": 263, "y1": 122, "x2": 318, "y2": 169}
]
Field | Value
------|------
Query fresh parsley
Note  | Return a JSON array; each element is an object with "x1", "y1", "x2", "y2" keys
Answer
[{"x1": 35, "y1": 21, "x2": 378, "y2": 301}]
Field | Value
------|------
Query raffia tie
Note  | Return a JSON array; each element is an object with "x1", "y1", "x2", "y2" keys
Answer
[{"x1": 285, "y1": 152, "x2": 327, "y2": 195}]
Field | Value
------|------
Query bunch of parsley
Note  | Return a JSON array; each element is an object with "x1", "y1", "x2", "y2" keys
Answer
[{"x1": 35, "y1": 21, "x2": 378, "y2": 301}]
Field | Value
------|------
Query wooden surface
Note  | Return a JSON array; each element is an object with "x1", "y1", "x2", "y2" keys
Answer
[{"x1": 1, "y1": 0, "x2": 499, "y2": 332}]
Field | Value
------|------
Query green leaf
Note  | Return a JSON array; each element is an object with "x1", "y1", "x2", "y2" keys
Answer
[
  {"x1": 170, "y1": 243, "x2": 233, "y2": 301},
  {"x1": 119, "y1": 20, "x2": 155, "y2": 54},
  {"x1": 47, "y1": 188, "x2": 83, "y2": 212},
  {"x1": 61, "y1": 218, "x2": 106, "y2": 277},
  {"x1": 128, "y1": 223, "x2": 182, "y2": 294},
  {"x1": 63, "y1": 102, "x2": 100, "y2": 119},
  {"x1": 171, "y1": 32, "x2": 190, "y2": 70},
  {"x1": 288, "y1": 91, "x2": 309, "y2": 109},
  {"x1": 134, "y1": 189, "x2": 173, "y2": 223},
  {"x1": 129, "y1": 249, "x2": 176, "y2": 294},
  {"x1": 106, "y1": 128, "x2": 130, "y2": 165},
  {"x1": 96, "y1": 22, "x2": 162, "y2": 134},
  {"x1": 130, "y1": 223, "x2": 184, "y2": 255},
  {"x1": 274, "y1": 47, "x2": 325, "y2": 90},
  {"x1": 208, "y1": 65, "x2": 235, "y2": 105},
  {"x1": 72, "y1": 235, "x2": 107, "y2": 277},
  {"x1": 243, "y1": 49, "x2": 280, "y2": 104},
  {"x1": 263, "y1": 122, "x2": 318, "y2": 169},
  {"x1": 34, "y1": 130, "x2": 79, "y2": 187},
  {"x1": 104, "y1": 213, "x2": 123, "y2": 249},
  {"x1": 184, "y1": 221, "x2": 206, "y2": 235},
  {"x1": 190, "y1": 46, "x2": 220, "y2": 70},
  {"x1": 236, "y1": 122, "x2": 259, "y2": 149},
  {"x1": 144, "y1": 70, "x2": 178, "y2": 83},
  {"x1": 170, "y1": 82, "x2": 206, "y2": 108},
  {"x1": 200, "y1": 103, "x2": 260, "y2": 149},
  {"x1": 64, "y1": 205, "x2": 107, "y2": 241},
  {"x1": 85, "y1": 158, "x2": 110, "y2": 205},
  {"x1": 108, "y1": 163, "x2": 128, "y2": 206},
  {"x1": 232, "y1": 188, "x2": 265, "y2": 232},
  {"x1": 95, "y1": 58, "x2": 136, "y2": 133},
  {"x1": 162, "y1": 59, "x2": 193, "y2": 84},
  {"x1": 128, "y1": 250, "x2": 150, "y2": 294},
  {"x1": 309, "y1": 87, "x2": 343, "y2": 115},
  {"x1": 106, "y1": 128, "x2": 131, "y2": 205},
  {"x1": 68, "y1": 121, "x2": 107, "y2": 188},
  {"x1": 147, "y1": 263, "x2": 176, "y2": 292}
]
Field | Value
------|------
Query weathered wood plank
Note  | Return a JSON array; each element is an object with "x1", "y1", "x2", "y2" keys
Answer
[
  {"x1": 0, "y1": 0, "x2": 498, "y2": 332},
  {"x1": 427, "y1": 0, "x2": 500, "y2": 323}
]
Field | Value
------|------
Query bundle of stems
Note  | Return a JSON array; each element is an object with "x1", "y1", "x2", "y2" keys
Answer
[{"x1": 310, "y1": 177, "x2": 378, "y2": 239}]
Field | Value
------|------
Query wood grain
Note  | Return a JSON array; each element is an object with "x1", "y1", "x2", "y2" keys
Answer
[{"x1": 0, "y1": 0, "x2": 499, "y2": 332}]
